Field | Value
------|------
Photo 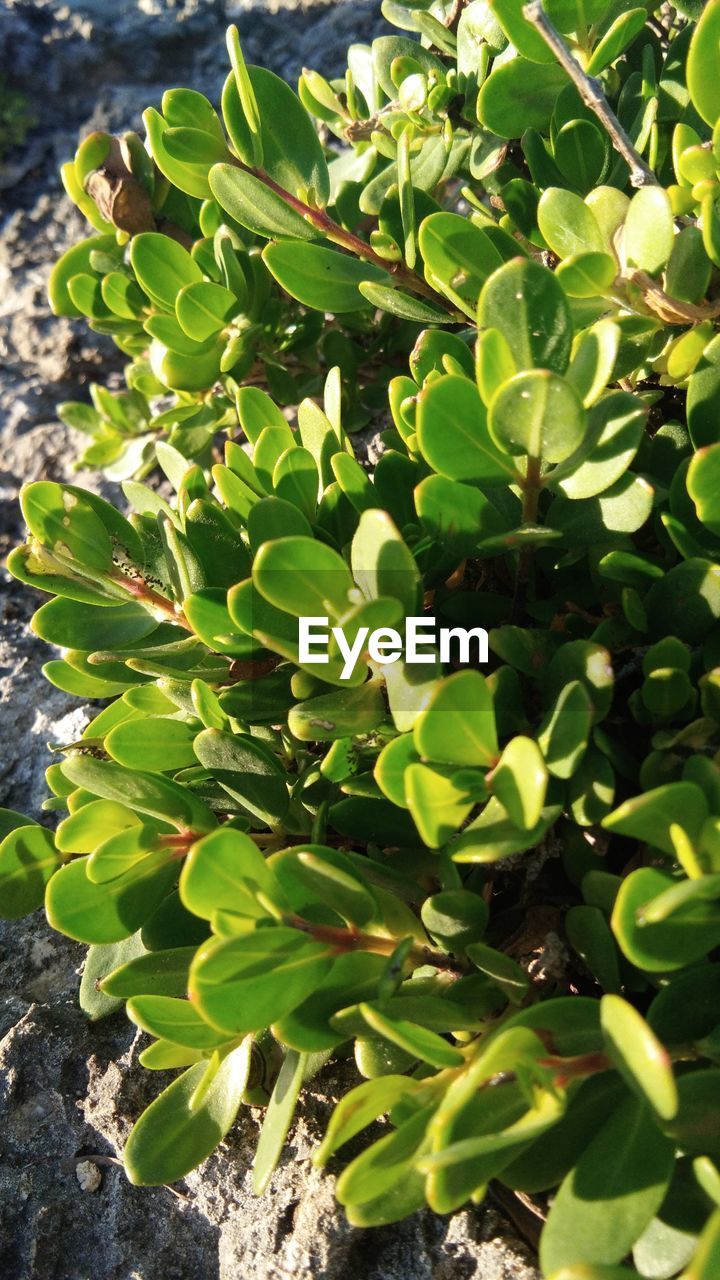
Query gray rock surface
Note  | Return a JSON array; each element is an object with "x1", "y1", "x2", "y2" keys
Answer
[{"x1": 0, "y1": 3, "x2": 541, "y2": 1275}]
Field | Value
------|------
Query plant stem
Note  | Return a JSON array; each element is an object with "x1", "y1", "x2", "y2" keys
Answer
[
  {"x1": 234, "y1": 157, "x2": 465, "y2": 320},
  {"x1": 522, "y1": 456, "x2": 542, "y2": 525},
  {"x1": 116, "y1": 571, "x2": 191, "y2": 630},
  {"x1": 285, "y1": 914, "x2": 471, "y2": 976},
  {"x1": 511, "y1": 456, "x2": 542, "y2": 623},
  {"x1": 522, "y1": 1, "x2": 658, "y2": 189},
  {"x1": 539, "y1": 1050, "x2": 611, "y2": 1085}
]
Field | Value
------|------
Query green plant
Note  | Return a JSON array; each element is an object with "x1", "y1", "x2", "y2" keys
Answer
[
  {"x1": 0, "y1": 78, "x2": 36, "y2": 161},
  {"x1": 7, "y1": 3, "x2": 720, "y2": 1275}
]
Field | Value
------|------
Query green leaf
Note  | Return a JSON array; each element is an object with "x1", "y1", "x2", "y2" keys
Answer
[
  {"x1": 405, "y1": 763, "x2": 477, "y2": 848},
  {"x1": 263, "y1": 242, "x2": 388, "y2": 313},
  {"x1": 335, "y1": 1102, "x2": 434, "y2": 1225},
  {"x1": 189, "y1": 928, "x2": 334, "y2": 1035},
  {"x1": 102, "y1": 946, "x2": 196, "y2": 999},
  {"x1": 314, "y1": 1074, "x2": 418, "y2": 1166},
  {"x1": 79, "y1": 933, "x2": 145, "y2": 1021},
  {"x1": 478, "y1": 59, "x2": 567, "y2": 138},
  {"x1": 139, "y1": 1040, "x2": 205, "y2": 1070},
  {"x1": 372, "y1": 35, "x2": 446, "y2": 98},
  {"x1": 0, "y1": 825, "x2": 59, "y2": 919},
  {"x1": 666, "y1": 226, "x2": 712, "y2": 305},
  {"x1": 544, "y1": 1269, "x2": 645, "y2": 1280},
  {"x1": 105, "y1": 717, "x2": 198, "y2": 772},
  {"x1": 55, "y1": 798, "x2": 140, "y2": 854},
  {"x1": 163, "y1": 126, "x2": 229, "y2": 170},
  {"x1": 162, "y1": 86, "x2": 225, "y2": 138},
  {"x1": 129, "y1": 233, "x2": 202, "y2": 311},
  {"x1": 209, "y1": 164, "x2": 317, "y2": 241},
  {"x1": 603, "y1": 782, "x2": 708, "y2": 855},
  {"x1": 127, "y1": 995, "x2": 230, "y2": 1048},
  {"x1": 281, "y1": 845, "x2": 377, "y2": 928},
  {"x1": 276, "y1": 448, "x2": 320, "y2": 520},
  {"x1": 21, "y1": 481, "x2": 114, "y2": 573},
  {"x1": 351, "y1": 508, "x2": 421, "y2": 616},
  {"x1": 647, "y1": 963, "x2": 720, "y2": 1045},
  {"x1": 554, "y1": 120, "x2": 608, "y2": 196},
  {"x1": 478, "y1": 258, "x2": 573, "y2": 375},
  {"x1": 624, "y1": 188, "x2": 675, "y2": 275},
  {"x1": 221, "y1": 63, "x2": 329, "y2": 202},
  {"x1": 546, "y1": 640, "x2": 614, "y2": 723},
  {"x1": 252, "y1": 1048, "x2": 307, "y2": 1193},
  {"x1": 566, "y1": 318, "x2": 622, "y2": 407},
  {"x1": 193, "y1": 728, "x2": 289, "y2": 826},
  {"x1": 475, "y1": 326, "x2": 517, "y2": 406},
  {"x1": 48, "y1": 234, "x2": 116, "y2": 317},
  {"x1": 253, "y1": 534, "x2": 355, "y2": 620},
  {"x1": 46, "y1": 855, "x2": 177, "y2": 944},
  {"x1": 417, "y1": 375, "x2": 517, "y2": 485},
  {"x1": 537, "y1": 680, "x2": 593, "y2": 778},
  {"x1": 359, "y1": 1003, "x2": 464, "y2": 1069},
  {"x1": 175, "y1": 281, "x2": 237, "y2": 342},
  {"x1": 180, "y1": 827, "x2": 275, "y2": 921},
  {"x1": 586, "y1": 8, "x2": 647, "y2": 75},
  {"x1": 489, "y1": 370, "x2": 585, "y2": 464},
  {"x1": 549, "y1": 390, "x2": 645, "y2": 498},
  {"x1": 600, "y1": 995, "x2": 678, "y2": 1121},
  {"x1": 421, "y1": 889, "x2": 488, "y2": 952},
  {"x1": 565, "y1": 906, "x2": 621, "y2": 994},
  {"x1": 144, "y1": 108, "x2": 214, "y2": 198},
  {"x1": 687, "y1": 0, "x2": 720, "y2": 126},
  {"x1": 421, "y1": 1087, "x2": 565, "y2": 1211},
  {"x1": 539, "y1": 1096, "x2": 674, "y2": 1272},
  {"x1": 688, "y1": 445, "x2": 720, "y2": 535},
  {"x1": 465, "y1": 940, "x2": 529, "y2": 1003},
  {"x1": 490, "y1": 0, "x2": 555, "y2": 61},
  {"x1": 61, "y1": 755, "x2": 216, "y2": 833},
  {"x1": 451, "y1": 797, "x2": 561, "y2": 863},
  {"x1": 489, "y1": 736, "x2": 547, "y2": 829},
  {"x1": 645, "y1": 559, "x2": 720, "y2": 644},
  {"x1": 415, "y1": 474, "x2": 507, "y2": 573},
  {"x1": 125, "y1": 1039, "x2": 252, "y2": 1185},
  {"x1": 0, "y1": 810, "x2": 35, "y2": 842},
  {"x1": 555, "y1": 251, "x2": 617, "y2": 300},
  {"x1": 225, "y1": 25, "x2": 262, "y2": 163},
  {"x1": 288, "y1": 681, "x2": 387, "y2": 742},
  {"x1": 32, "y1": 597, "x2": 157, "y2": 650},
  {"x1": 611, "y1": 866, "x2": 720, "y2": 972},
  {"x1": 418, "y1": 212, "x2": 502, "y2": 312},
  {"x1": 414, "y1": 670, "x2": 498, "y2": 768},
  {"x1": 332, "y1": 453, "x2": 374, "y2": 515},
  {"x1": 149, "y1": 335, "x2": 223, "y2": 393},
  {"x1": 374, "y1": 733, "x2": 420, "y2": 808},
  {"x1": 357, "y1": 281, "x2": 449, "y2": 323},
  {"x1": 663, "y1": 1070, "x2": 720, "y2": 1157},
  {"x1": 273, "y1": 951, "x2": 387, "y2": 1052},
  {"x1": 681, "y1": 1209, "x2": 720, "y2": 1279},
  {"x1": 537, "y1": 189, "x2": 608, "y2": 260}
]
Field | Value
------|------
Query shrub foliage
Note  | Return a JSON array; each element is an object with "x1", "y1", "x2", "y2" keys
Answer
[{"x1": 5, "y1": 2, "x2": 720, "y2": 1273}]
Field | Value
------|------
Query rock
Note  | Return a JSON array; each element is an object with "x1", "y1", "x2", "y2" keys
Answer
[
  {"x1": 0, "y1": 3, "x2": 541, "y2": 1276},
  {"x1": 0, "y1": 994, "x2": 540, "y2": 1279},
  {"x1": 75, "y1": 1160, "x2": 103, "y2": 1192}
]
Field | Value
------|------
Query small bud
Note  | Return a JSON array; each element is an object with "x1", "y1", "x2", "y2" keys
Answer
[{"x1": 369, "y1": 229, "x2": 402, "y2": 262}]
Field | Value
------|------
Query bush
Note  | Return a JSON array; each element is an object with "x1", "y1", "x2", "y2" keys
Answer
[{"x1": 5, "y1": 2, "x2": 720, "y2": 1273}]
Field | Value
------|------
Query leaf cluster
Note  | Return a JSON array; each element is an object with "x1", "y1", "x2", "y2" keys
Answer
[{"x1": 6, "y1": 4, "x2": 720, "y2": 1276}]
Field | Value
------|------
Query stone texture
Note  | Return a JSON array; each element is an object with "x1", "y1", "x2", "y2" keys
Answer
[{"x1": 0, "y1": 3, "x2": 541, "y2": 1275}]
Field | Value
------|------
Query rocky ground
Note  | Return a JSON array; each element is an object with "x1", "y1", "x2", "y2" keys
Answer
[{"x1": 0, "y1": 3, "x2": 541, "y2": 1276}]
